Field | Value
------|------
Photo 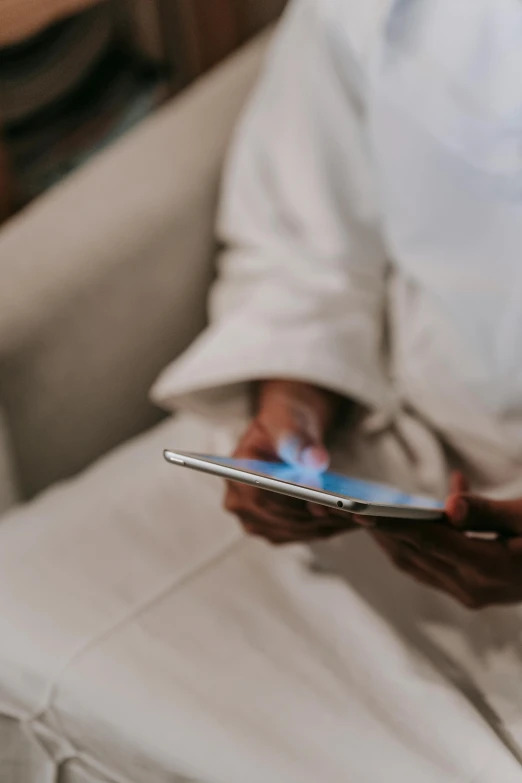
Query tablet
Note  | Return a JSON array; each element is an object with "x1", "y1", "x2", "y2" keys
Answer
[{"x1": 164, "y1": 450, "x2": 444, "y2": 520}]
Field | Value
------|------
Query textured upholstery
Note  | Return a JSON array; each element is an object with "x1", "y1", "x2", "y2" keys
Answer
[{"x1": 0, "y1": 32, "x2": 270, "y2": 497}]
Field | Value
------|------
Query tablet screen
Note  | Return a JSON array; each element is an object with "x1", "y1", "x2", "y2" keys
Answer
[{"x1": 206, "y1": 457, "x2": 443, "y2": 510}]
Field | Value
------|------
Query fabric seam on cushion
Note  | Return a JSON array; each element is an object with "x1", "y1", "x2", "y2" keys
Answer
[{"x1": 29, "y1": 533, "x2": 245, "y2": 722}]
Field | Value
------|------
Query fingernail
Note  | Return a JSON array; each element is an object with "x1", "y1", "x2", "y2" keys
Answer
[{"x1": 301, "y1": 446, "x2": 329, "y2": 471}]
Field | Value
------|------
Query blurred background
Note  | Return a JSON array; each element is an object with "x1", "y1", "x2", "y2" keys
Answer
[{"x1": 0, "y1": 0, "x2": 287, "y2": 222}]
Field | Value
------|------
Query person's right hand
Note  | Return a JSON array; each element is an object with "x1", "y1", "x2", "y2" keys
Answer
[{"x1": 224, "y1": 379, "x2": 356, "y2": 544}]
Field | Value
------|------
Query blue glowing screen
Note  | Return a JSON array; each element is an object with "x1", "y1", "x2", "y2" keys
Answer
[{"x1": 209, "y1": 457, "x2": 443, "y2": 509}]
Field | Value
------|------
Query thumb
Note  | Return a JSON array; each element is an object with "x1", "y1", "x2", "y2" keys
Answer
[
  {"x1": 261, "y1": 397, "x2": 330, "y2": 471},
  {"x1": 446, "y1": 493, "x2": 522, "y2": 537}
]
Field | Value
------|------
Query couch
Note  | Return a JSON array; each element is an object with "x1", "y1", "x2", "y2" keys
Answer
[{"x1": 0, "y1": 31, "x2": 270, "y2": 783}]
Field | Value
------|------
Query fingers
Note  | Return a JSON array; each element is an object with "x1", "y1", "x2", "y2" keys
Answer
[
  {"x1": 372, "y1": 531, "x2": 456, "y2": 579},
  {"x1": 240, "y1": 515, "x2": 351, "y2": 544},
  {"x1": 444, "y1": 471, "x2": 522, "y2": 538},
  {"x1": 276, "y1": 436, "x2": 330, "y2": 471},
  {"x1": 257, "y1": 384, "x2": 331, "y2": 470},
  {"x1": 445, "y1": 472, "x2": 470, "y2": 524},
  {"x1": 225, "y1": 480, "x2": 352, "y2": 544},
  {"x1": 225, "y1": 480, "x2": 307, "y2": 522},
  {"x1": 231, "y1": 504, "x2": 352, "y2": 544},
  {"x1": 367, "y1": 518, "x2": 504, "y2": 571},
  {"x1": 225, "y1": 387, "x2": 346, "y2": 544},
  {"x1": 372, "y1": 532, "x2": 489, "y2": 609},
  {"x1": 366, "y1": 478, "x2": 522, "y2": 610},
  {"x1": 371, "y1": 518, "x2": 516, "y2": 608},
  {"x1": 266, "y1": 419, "x2": 329, "y2": 471},
  {"x1": 446, "y1": 495, "x2": 522, "y2": 538},
  {"x1": 240, "y1": 403, "x2": 330, "y2": 470}
]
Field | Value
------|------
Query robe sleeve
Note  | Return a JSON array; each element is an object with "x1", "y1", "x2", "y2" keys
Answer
[{"x1": 151, "y1": 0, "x2": 394, "y2": 422}]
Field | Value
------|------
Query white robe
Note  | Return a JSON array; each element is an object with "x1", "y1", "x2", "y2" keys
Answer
[
  {"x1": 155, "y1": 0, "x2": 522, "y2": 775},
  {"x1": 153, "y1": 0, "x2": 522, "y2": 494},
  {"x1": 2, "y1": 1, "x2": 522, "y2": 781}
]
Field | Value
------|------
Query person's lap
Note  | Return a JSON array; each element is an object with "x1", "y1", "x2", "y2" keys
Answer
[{"x1": 0, "y1": 412, "x2": 520, "y2": 783}]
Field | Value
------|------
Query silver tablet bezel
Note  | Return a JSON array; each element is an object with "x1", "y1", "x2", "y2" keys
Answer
[{"x1": 164, "y1": 450, "x2": 444, "y2": 520}]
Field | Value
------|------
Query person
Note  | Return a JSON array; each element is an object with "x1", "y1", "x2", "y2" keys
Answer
[
  {"x1": 152, "y1": 0, "x2": 522, "y2": 613},
  {"x1": 152, "y1": 0, "x2": 522, "y2": 775},
  {"x1": 2, "y1": 0, "x2": 522, "y2": 781}
]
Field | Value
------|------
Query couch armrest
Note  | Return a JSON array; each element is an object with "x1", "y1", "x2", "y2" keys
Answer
[{"x1": 0, "y1": 32, "x2": 270, "y2": 498}]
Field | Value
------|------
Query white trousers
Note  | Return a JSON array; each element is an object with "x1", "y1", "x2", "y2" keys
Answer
[{"x1": 0, "y1": 412, "x2": 521, "y2": 783}]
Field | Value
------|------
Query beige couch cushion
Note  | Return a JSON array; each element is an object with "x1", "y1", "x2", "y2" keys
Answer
[
  {"x1": 0, "y1": 32, "x2": 270, "y2": 498},
  {"x1": 0, "y1": 413, "x2": 520, "y2": 783}
]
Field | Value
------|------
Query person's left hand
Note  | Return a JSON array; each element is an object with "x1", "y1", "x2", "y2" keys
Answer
[{"x1": 360, "y1": 474, "x2": 522, "y2": 610}]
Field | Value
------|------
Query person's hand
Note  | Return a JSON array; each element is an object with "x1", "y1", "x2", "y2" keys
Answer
[
  {"x1": 364, "y1": 473, "x2": 522, "y2": 609},
  {"x1": 224, "y1": 379, "x2": 355, "y2": 544}
]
